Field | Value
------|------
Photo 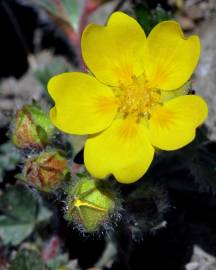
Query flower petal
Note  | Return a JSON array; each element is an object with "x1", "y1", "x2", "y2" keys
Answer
[
  {"x1": 145, "y1": 21, "x2": 200, "y2": 90},
  {"x1": 48, "y1": 72, "x2": 117, "y2": 135},
  {"x1": 81, "y1": 12, "x2": 146, "y2": 86},
  {"x1": 149, "y1": 95, "x2": 208, "y2": 150},
  {"x1": 84, "y1": 117, "x2": 154, "y2": 183}
]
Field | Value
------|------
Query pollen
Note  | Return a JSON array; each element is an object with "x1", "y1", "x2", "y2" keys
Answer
[{"x1": 116, "y1": 74, "x2": 161, "y2": 119}]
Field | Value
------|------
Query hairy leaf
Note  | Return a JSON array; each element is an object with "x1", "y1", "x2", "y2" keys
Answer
[{"x1": 0, "y1": 186, "x2": 52, "y2": 246}]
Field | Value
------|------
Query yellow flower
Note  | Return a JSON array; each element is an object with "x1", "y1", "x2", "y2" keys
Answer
[{"x1": 48, "y1": 12, "x2": 208, "y2": 184}]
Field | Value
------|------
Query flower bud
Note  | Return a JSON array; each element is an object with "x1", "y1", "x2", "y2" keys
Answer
[
  {"x1": 12, "y1": 104, "x2": 54, "y2": 149},
  {"x1": 64, "y1": 177, "x2": 116, "y2": 232},
  {"x1": 22, "y1": 149, "x2": 70, "y2": 192}
]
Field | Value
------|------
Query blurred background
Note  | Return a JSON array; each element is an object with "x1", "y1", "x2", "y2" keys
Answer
[{"x1": 0, "y1": 1, "x2": 216, "y2": 270}]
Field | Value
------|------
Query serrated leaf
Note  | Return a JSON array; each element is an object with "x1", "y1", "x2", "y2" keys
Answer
[
  {"x1": 0, "y1": 186, "x2": 37, "y2": 222},
  {"x1": 0, "y1": 216, "x2": 34, "y2": 246},
  {"x1": 0, "y1": 186, "x2": 52, "y2": 246}
]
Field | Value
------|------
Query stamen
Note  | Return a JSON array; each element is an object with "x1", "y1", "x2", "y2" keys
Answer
[{"x1": 116, "y1": 74, "x2": 161, "y2": 120}]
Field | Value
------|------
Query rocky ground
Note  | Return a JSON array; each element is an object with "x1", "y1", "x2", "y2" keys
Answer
[{"x1": 194, "y1": 14, "x2": 216, "y2": 140}]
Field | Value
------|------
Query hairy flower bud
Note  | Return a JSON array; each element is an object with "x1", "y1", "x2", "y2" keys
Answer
[
  {"x1": 12, "y1": 104, "x2": 54, "y2": 149},
  {"x1": 64, "y1": 177, "x2": 116, "y2": 232},
  {"x1": 22, "y1": 149, "x2": 70, "y2": 192}
]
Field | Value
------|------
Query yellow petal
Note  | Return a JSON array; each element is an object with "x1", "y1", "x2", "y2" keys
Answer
[
  {"x1": 149, "y1": 95, "x2": 208, "y2": 150},
  {"x1": 48, "y1": 72, "x2": 117, "y2": 135},
  {"x1": 81, "y1": 12, "x2": 146, "y2": 86},
  {"x1": 84, "y1": 117, "x2": 154, "y2": 183},
  {"x1": 145, "y1": 20, "x2": 200, "y2": 90}
]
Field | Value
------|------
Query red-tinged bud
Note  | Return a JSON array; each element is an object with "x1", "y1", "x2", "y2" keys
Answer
[
  {"x1": 12, "y1": 104, "x2": 54, "y2": 149},
  {"x1": 22, "y1": 149, "x2": 70, "y2": 192}
]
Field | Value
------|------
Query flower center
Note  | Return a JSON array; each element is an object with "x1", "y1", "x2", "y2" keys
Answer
[{"x1": 116, "y1": 75, "x2": 161, "y2": 120}]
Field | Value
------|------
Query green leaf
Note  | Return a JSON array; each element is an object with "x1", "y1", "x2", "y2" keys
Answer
[
  {"x1": 29, "y1": 0, "x2": 83, "y2": 32},
  {"x1": 46, "y1": 254, "x2": 69, "y2": 270},
  {"x1": 37, "y1": 206, "x2": 52, "y2": 222},
  {"x1": 34, "y1": 57, "x2": 71, "y2": 104},
  {"x1": 134, "y1": 4, "x2": 153, "y2": 35},
  {"x1": 62, "y1": 0, "x2": 83, "y2": 32},
  {"x1": 134, "y1": 4, "x2": 171, "y2": 34},
  {"x1": 0, "y1": 185, "x2": 37, "y2": 222},
  {"x1": 153, "y1": 6, "x2": 171, "y2": 24},
  {"x1": 34, "y1": 58, "x2": 70, "y2": 91},
  {"x1": 9, "y1": 249, "x2": 45, "y2": 270},
  {"x1": 0, "y1": 186, "x2": 52, "y2": 246},
  {"x1": 0, "y1": 216, "x2": 34, "y2": 246},
  {"x1": 0, "y1": 142, "x2": 20, "y2": 182}
]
